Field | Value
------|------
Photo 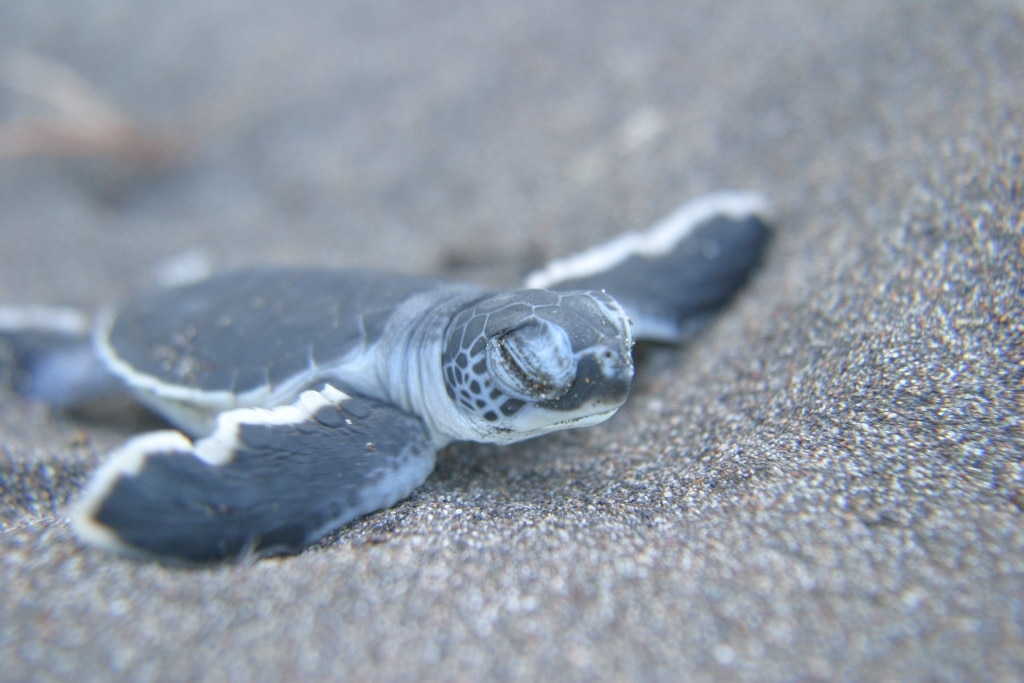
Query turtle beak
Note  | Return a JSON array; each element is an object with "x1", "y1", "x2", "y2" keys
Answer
[{"x1": 539, "y1": 338, "x2": 634, "y2": 414}]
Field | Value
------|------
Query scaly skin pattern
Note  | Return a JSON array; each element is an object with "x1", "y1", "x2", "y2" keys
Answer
[{"x1": 440, "y1": 289, "x2": 633, "y2": 443}]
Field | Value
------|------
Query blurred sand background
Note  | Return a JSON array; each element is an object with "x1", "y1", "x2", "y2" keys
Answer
[{"x1": 1, "y1": 2, "x2": 1022, "y2": 681}]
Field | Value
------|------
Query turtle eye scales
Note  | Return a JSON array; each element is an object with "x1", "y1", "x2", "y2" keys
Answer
[
  {"x1": 440, "y1": 291, "x2": 592, "y2": 426},
  {"x1": 439, "y1": 287, "x2": 637, "y2": 441},
  {"x1": 487, "y1": 320, "x2": 575, "y2": 401}
]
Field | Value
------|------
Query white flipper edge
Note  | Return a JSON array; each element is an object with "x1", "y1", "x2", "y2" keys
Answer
[
  {"x1": 0, "y1": 305, "x2": 90, "y2": 335},
  {"x1": 71, "y1": 384, "x2": 437, "y2": 563},
  {"x1": 525, "y1": 192, "x2": 768, "y2": 290}
]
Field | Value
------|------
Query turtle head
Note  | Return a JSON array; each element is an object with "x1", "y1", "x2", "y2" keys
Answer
[{"x1": 441, "y1": 289, "x2": 634, "y2": 443}]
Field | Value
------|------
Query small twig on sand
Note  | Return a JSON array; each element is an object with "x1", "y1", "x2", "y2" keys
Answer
[{"x1": 0, "y1": 50, "x2": 189, "y2": 167}]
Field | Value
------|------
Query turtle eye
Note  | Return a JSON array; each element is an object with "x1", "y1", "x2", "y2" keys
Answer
[{"x1": 486, "y1": 319, "x2": 576, "y2": 401}]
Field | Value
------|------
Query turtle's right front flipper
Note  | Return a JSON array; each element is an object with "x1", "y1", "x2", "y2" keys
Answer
[
  {"x1": 72, "y1": 386, "x2": 437, "y2": 564},
  {"x1": 0, "y1": 305, "x2": 126, "y2": 407},
  {"x1": 525, "y1": 193, "x2": 772, "y2": 344}
]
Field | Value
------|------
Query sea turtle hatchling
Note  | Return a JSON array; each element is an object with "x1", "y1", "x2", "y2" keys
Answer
[{"x1": 0, "y1": 193, "x2": 771, "y2": 563}]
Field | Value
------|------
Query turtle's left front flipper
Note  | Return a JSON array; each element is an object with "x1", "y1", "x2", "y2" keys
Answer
[
  {"x1": 72, "y1": 386, "x2": 437, "y2": 564},
  {"x1": 526, "y1": 193, "x2": 772, "y2": 344}
]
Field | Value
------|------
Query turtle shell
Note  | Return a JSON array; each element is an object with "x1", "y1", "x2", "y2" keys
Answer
[{"x1": 101, "y1": 268, "x2": 443, "y2": 397}]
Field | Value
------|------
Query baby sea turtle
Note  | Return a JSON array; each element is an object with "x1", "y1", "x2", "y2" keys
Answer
[{"x1": 0, "y1": 193, "x2": 771, "y2": 563}]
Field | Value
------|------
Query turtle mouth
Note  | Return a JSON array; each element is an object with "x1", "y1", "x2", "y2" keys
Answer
[{"x1": 537, "y1": 348, "x2": 633, "y2": 414}]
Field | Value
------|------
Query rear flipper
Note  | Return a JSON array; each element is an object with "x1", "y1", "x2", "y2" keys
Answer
[
  {"x1": 526, "y1": 193, "x2": 772, "y2": 343},
  {"x1": 0, "y1": 306, "x2": 123, "y2": 407},
  {"x1": 71, "y1": 385, "x2": 437, "y2": 564}
]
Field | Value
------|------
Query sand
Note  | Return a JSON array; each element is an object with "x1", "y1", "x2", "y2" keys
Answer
[{"x1": 1, "y1": 1, "x2": 1022, "y2": 680}]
